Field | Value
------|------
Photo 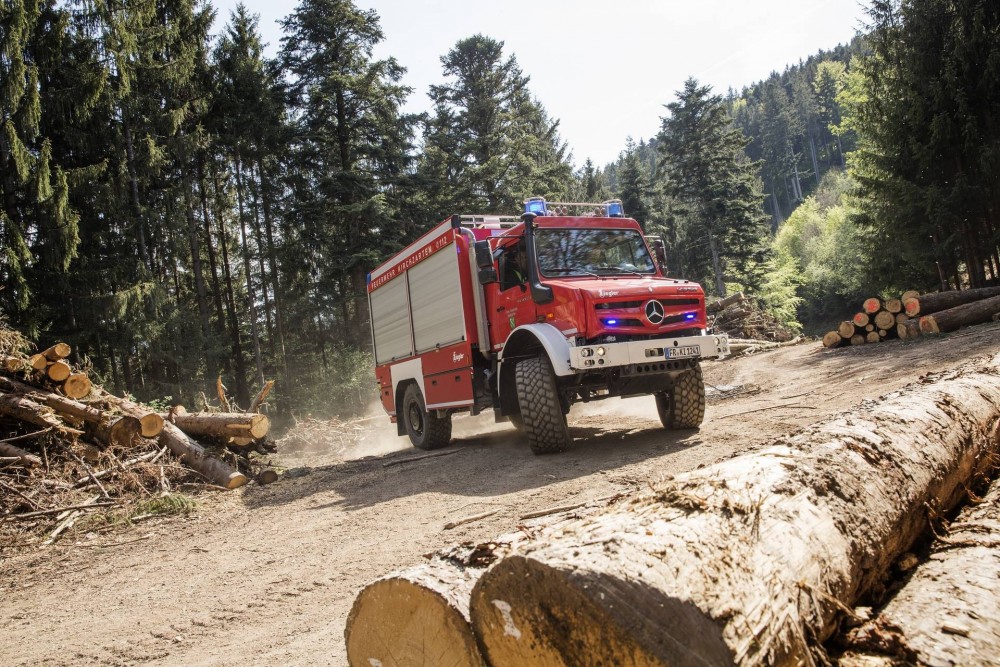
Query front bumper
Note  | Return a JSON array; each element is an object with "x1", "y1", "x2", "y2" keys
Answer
[{"x1": 568, "y1": 334, "x2": 729, "y2": 371}]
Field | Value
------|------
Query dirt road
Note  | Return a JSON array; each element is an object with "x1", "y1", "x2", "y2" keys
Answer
[{"x1": 3, "y1": 326, "x2": 998, "y2": 666}]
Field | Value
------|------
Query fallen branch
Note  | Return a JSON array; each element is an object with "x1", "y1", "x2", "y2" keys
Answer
[
  {"x1": 444, "y1": 509, "x2": 499, "y2": 530},
  {"x1": 383, "y1": 448, "x2": 462, "y2": 468},
  {"x1": 0, "y1": 442, "x2": 42, "y2": 467},
  {"x1": 5, "y1": 501, "x2": 117, "y2": 521}
]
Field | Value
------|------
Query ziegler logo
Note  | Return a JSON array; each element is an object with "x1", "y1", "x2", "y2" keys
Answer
[
  {"x1": 598, "y1": 289, "x2": 620, "y2": 298},
  {"x1": 452, "y1": 351, "x2": 465, "y2": 363}
]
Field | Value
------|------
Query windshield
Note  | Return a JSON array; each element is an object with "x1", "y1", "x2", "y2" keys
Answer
[{"x1": 535, "y1": 228, "x2": 656, "y2": 277}]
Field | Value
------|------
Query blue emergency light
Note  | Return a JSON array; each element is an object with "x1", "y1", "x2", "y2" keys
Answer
[
  {"x1": 685, "y1": 313, "x2": 697, "y2": 320},
  {"x1": 605, "y1": 200, "x2": 624, "y2": 217},
  {"x1": 606, "y1": 319, "x2": 618, "y2": 325},
  {"x1": 524, "y1": 197, "x2": 547, "y2": 215}
]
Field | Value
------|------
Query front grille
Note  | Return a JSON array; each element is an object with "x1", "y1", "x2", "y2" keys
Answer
[
  {"x1": 596, "y1": 300, "x2": 643, "y2": 310},
  {"x1": 600, "y1": 318, "x2": 643, "y2": 327},
  {"x1": 596, "y1": 297, "x2": 700, "y2": 311}
]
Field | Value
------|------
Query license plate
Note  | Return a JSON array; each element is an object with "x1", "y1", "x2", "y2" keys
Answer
[{"x1": 666, "y1": 346, "x2": 700, "y2": 359}]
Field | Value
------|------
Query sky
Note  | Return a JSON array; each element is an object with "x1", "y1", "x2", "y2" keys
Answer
[{"x1": 211, "y1": 0, "x2": 868, "y2": 167}]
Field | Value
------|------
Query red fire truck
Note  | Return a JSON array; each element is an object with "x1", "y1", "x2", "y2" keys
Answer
[{"x1": 367, "y1": 198, "x2": 730, "y2": 454}]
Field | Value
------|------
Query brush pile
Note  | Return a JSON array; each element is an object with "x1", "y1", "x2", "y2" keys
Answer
[
  {"x1": 0, "y1": 321, "x2": 276, "y2": 549},
  {"x1": 823, "y1": 286, "x2": 1000, "y2": 348},
  {"x1": 708, "y1": 292, "x2": 796, "y2": 343}
]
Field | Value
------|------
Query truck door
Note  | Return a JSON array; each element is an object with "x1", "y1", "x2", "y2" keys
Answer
[{"x1": 489, "y1": 239, "x2": 536, "y2": 348}]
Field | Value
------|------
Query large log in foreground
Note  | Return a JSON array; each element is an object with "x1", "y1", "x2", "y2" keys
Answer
[
  {"x1": 469, "y1": 354, "x2": 1000, "y2": 666},
  {"x1": 919, "y1": 294, "x2": 1000, "y2": 334},
  {"x1": 841, "y1": 457, "x2": 1000, "y2": 667},
  {"x1": 346, "y1": 544, "x2": 507, "y2": 667}
]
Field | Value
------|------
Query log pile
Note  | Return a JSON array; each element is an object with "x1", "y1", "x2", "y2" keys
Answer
[
  {"x1": 345, "y1": 353, "x2": 1000, "y2": 666},
  {"x1": 708, "y1": 293, "x2": 795, "y2": 343},
  {"x1": 0, "y1": 327, "x2": 277, "y2": 549},
  {"x1": 823, "y1": 287, "x2": 1000, "y2": 348}
]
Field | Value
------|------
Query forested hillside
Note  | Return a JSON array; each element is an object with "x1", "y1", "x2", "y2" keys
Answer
[{"x1": 2, "y1": 0, "x2": 998, "y2": 416}]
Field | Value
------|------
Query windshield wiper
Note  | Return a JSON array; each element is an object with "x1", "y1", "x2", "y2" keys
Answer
[
  {"x1": 546, "y1": 266, "x2": 602, "y2": 278},
  {"x1": 596, "y1": 266, "x2": 647, "y2": 277}
]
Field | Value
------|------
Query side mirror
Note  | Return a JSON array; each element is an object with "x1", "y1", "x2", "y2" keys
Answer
[
  {"x1": 649, "y1": 237, "x2": 668, "y2": 273},
  {"x1": 478, "y1": 267, "x2": 498, "y2": 285},
  {"x1": 474, "y1": 240, "x2": 494, "y2": 270}
]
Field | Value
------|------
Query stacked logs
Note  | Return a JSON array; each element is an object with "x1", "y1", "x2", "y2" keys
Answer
[
  {"x1": 1, "y1": 339, "x2": 276, "y2": 546},
  {"x1": 708, "y1": 293, "x2": 795, "y2": 343},
  {"x1": 823, "y1": 286, "x2": 1000, "y2": 348},
  {"x1": 344, "y1": 353, "x2": 1000, "y2": 665},
  {"x1": 3, "y1": 342, "x2": 93, "y2": 399}
]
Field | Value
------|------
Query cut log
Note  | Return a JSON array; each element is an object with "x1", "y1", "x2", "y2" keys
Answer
[
  {"x1": 90, "y1": 415, "x2": 143, "y2": 448},
  {"x1": 873, "y1": 310, "x2": 896, "y2": 331},
  {"x1": 895, "y1": 312, "x2": 907, "y2": 325},
  {"x1": 838, "y1": 321, "x2": 856, "y2": 338},
  {"x1": 904, "y1": 286, "x2": 1000, "y2": 317},
  {"x1": 157, "y1": 420, "x2": 247, "y2": 489},
  {"x1": 249, "y1": 379, "x2": 275, "y2": 413},
  {"x1": 842, "y1": 467, "x2": 1000, "y2": 666},
  {"x1": 866, "y1": 332, "x2": 880, "y2": 343},
  {"x1": 0, "y1": 391, "x2": 80, "y2": 434},
  {"x1": 897, "y1": 319, "x2": 921, "y2": 341},
  {"x1": 822, "y1": 331, "x2": 843, "y2": 348},
  {"x1": 707, "y1": 292, "x2": 745, "y2": 314},
  {"x1": 862, "y1": 297, "x2": 882, "y2": 314},
  {"x1": 167, "y1": 411, "x2": 270, "y2": 441},
  {"x1": 46, "y1": 360, "x2": 72, "y2": 382},
  {"x1": 919, "y1": 294, "x2": 1000, "y2": 334},
  {"x1": 469, "y1": 354, "x2": 1000, "y2": 667},
  {"x1": 900, "y1": 290, "x2": 919, "y2": 302},
  {"x1": 61, "y1": 373, "x2": 92, "y2": 399},
  {"x1": 865, "y1": 324, "x2": 875, "y2": 333},
  {"x1": 346, "y1": 538, "x2": 522, "y2": 667},
  {"x1": 41, "y1": 343, "x2": 71, "y2": 361},
  {"x1": 28, "y1": 354, "x2": 48, "y2": 371},
  {"x1": 93, "y1": 391, "x2": 164, "y2": 437},
  {"x1": 2, "y1": 356, "x2": 25, "y2": 373},
  {"x1": 850, "y1": 334, "x2": 865, "y2": 345},
  {"x1": 0, "y1": 442, "x2": 42, "y2": 467},
  {"x1": 852, "y1": 313, "x2": 870, "y2": 328},
  {"x1": 0, "y1": 376, "x2": 124, "y2": 438},
  {"x1": 884, "y1": 298, "x2": 902, "y2": 314}
]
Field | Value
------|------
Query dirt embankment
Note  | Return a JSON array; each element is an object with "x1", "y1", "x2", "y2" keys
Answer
[{"x1": 2, "y1": 324, "x2": 998, "y2": 666}]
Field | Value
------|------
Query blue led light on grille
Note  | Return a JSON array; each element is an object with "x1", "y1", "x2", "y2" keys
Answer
[
  {"x1": 606, "y1": 319, "x2": 618, "y2": 325},
  {"x1": 685, "y1": 313, "x2": 697, "y2": 320}
]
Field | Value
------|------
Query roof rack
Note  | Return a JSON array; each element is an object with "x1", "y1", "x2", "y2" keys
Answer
[
  {"x1": 455, "y1": 215, "x2": 521, "y2": 230},
  {"x1": 524, "y1": 197, "x2": 625, "y2": 217}
]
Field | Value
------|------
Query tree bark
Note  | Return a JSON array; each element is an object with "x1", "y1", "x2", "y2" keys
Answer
[
  {"x1": 919, "y1": 295, "x2": 1000, "y2": 334},
  {"x1": 904, "y1": 286, "x2": 1000, "y2": 317},
  {"x1": 233, "y1": 149, "x2": 266, "y2": 390},
  {"x1": 157, "y1": 420, "x2": 247, "y2": 490},
  {"x1": 0, "y1": 392, "x2": 79, "y2": 434},
  {"x1": 41, "y1": 343, "x2": 71, "y2": 361},
  {"x1": 842, "y1": 466, "x2": 1000, "y2": 667},
  {"x1": 469, "y1": 354, "x2": 1000, "y2": 666},
  {"x1": 0, "y1": 442, "x2": 42, "y2": 467},
  {"x1": 167, "y1": 411, "x2": 269, "y2": 441}
]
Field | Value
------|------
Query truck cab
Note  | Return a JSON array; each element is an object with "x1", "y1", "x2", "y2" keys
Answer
[{"x1": 367, "y1": 198, "x2": 729, "y2": 454}]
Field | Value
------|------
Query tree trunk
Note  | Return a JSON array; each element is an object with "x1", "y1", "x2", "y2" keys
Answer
[
  {"x1": 708, "y1": 229, "x2": 726, "y2": 297},
  {"x1": 469, "y1": 354, "x2": 1000, "y2": 666},
  {"x1": 41, "y1": 343, "x2": 71, "y2": 361},
  {"x1": 904, "y1": 286, "x2": 1000, "y2": 317},
  {"x1": 842, "y1": 469, "x2": 1000, "y2": 666},
  {"x1": 919, "y1": 295, "x2": 1000, "y2": 334},
  {"x1": 346, "y1": 558, "x2": 489, "y2": 667},
  {"x1": 707, "y1": 292, "x2": 745, "y2": 314},
  {"x1": 0, "y1": 443, "x2": 42, "y2": 467},
  {"x1": 167, "y1": 411, "x2": 269, "y2": 441},
  {"x1": 0, "y1": 392, "x2": 79, "y2": 434},
  {"x1": 157, "y1": 420, "x2": 247, "y2": 490},
  {"x1": 233, "y1": 150, "x2": 265, "y2": 390},
  {"x1": 256, "y1": 157, "x2": 289, "y2": 384}
]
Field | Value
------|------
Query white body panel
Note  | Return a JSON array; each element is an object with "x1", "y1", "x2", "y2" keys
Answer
[
  {"x1": 388, "y1": 358, "x2": 424, "y2": 417},
  {"x1": 409, "y1": 242, "x2": 466, "y2": 353}
]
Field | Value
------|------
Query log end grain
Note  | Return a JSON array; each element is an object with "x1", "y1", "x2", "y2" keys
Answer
[
  {"x1": 29, "y1": 354, "x2": 48, "y2": 371},
  {"x1": 823, "y1": 331, "x2": 843, "y2": 348},
  {"x1": 140, "y1": 413, "x2": 165, "y2": 438},
  {"x1": 885, "y1": 298, "x2": 903, "y2": 314},
  {"x1": 42, "y1": 342, "x2": 72, "y2": 361},
  {"x1": 470, "y1": 555, "x2": 730, "y2": 667},
  {"x1": 903, "y1": 298, "x2": 920, "y2": 318},
  {"x1": 248, "y1": 414, "x2": 270, "y2": 440},
  {"x1": 46, "y1": 360, "x2": 72, "y2": 382},
  {"x1": 850, "y1": 314, "x2": 869, "y2": 330},
  {"x1": 919, "y1": 316, "x2": 940, "y2": 334},
  {"x1": 851, "y1": 334, "x2": 866, "y2": 346},
  {"x1": 62, "y1": 373, "x2": 92, "y2": 400},
  {"x1": 347, "y1": 566, "x2": 487, "y2": 667},
  {"x1": 863, "y1": 298, "x2": 882, "y2": 315},
  {"x1": 866, "y1": 332, "x2": 881, "y2": 344}
]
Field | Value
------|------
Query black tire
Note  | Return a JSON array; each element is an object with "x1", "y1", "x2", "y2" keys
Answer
[
  {"x1": 515, "y1": 356, "x2": 570, "y2": 454},
  {"x1": 655, "y1": 362, "x2": 706, "y2": 429},
  {"x1": 401, "y1": 384, "x2": 452, "y2": 450}
]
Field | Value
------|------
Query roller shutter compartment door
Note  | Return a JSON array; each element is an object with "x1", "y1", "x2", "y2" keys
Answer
[
  {"x1": 409, "y1": 244, "x2": 467, "y2": 353},
  {"x1": 370, "y1": 274, "x2": 413, "y2": 364}
]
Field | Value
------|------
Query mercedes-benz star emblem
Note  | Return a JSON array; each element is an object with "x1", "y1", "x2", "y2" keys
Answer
[{"x1": 644, "y1": 299, "x2": 664, "y2": 325}]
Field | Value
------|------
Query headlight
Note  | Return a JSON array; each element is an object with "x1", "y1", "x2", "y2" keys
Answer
[
  {"x1": 581, "y1": 348, "x2": 593, "y2": 358},
  {"x1": 596, "y1": 347, "x2": 606, "y2": 356}
]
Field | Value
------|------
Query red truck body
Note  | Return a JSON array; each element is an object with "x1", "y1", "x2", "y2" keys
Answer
[{"x1": 367, "y1": 200, "x2": 729, "y2": 452}]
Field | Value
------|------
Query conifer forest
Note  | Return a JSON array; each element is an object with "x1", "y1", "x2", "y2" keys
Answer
[{"x1": 2, "y1": 0, "x2": 998, "y2": 417}]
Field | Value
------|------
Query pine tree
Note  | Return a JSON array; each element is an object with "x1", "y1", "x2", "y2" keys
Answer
[
  {"x1": 656, "y1": 78, "x2": 772, "y2": 296},
  {"x1": 419, "y1": 34, "x2": 572, "y2": 216}
]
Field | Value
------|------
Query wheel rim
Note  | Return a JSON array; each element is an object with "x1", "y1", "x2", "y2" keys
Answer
[{"x1": 408, "y1": 401, "x2": 424, "y2": 436}]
